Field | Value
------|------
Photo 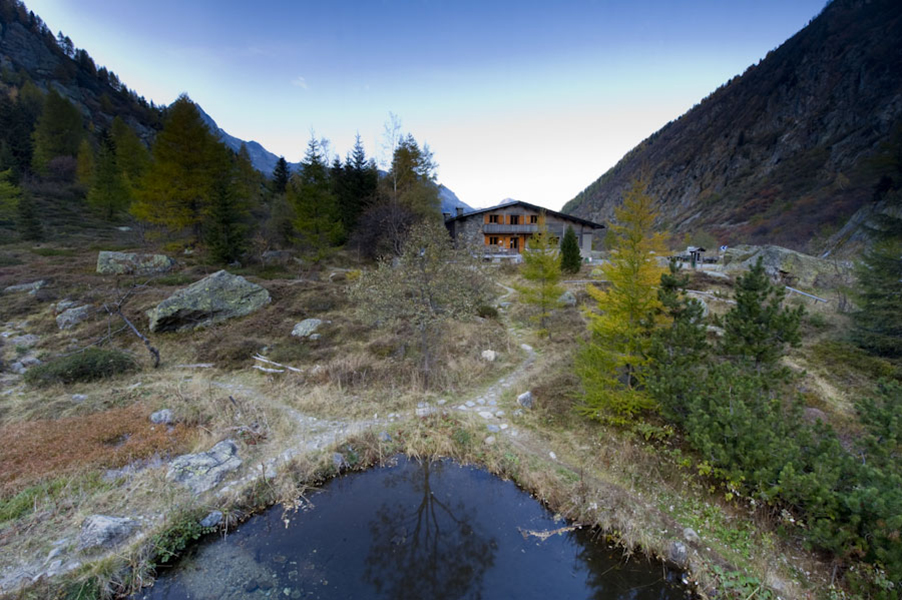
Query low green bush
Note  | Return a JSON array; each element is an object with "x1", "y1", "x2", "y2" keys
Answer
[{"x1": 24, "y1": 347, "x2": 138, "y2": 386}]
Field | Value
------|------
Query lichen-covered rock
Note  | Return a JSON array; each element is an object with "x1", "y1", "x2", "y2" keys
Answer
[
  {"x1": 291, "y1": 318, "x2": 322, "y2": 338},
  {"x1": 56, "y1": 305, "x2": 91, "y2": 330},
  {"x1": 150, "y1": 409, "x2": 174, "y2": 424},
  {"x1": 722, "y1": 244, "x2": 851, "y2": 289},
  {"x1": 147, "y1": 270, "x2": 270, "y2": 333},
  {"x1": 167, "y1": 439, "x2": 242, "y2": 494},
  {"x1": 96, "y1": 251, "x2": 175, "y2": 276},
  {"x1": 77, "y1": 515, "x2": 138, "y2": 551},
  {"x1": 558, "y1": 290, "x2": 577, "y2": 307},
  {"x1": 3, "y1": 280, "x2": 46, "y2": 295}
]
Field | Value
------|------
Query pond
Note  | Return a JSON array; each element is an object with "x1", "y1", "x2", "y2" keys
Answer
[{"x1": 138, "y1": 456, "x2": 688, "y2": 600}]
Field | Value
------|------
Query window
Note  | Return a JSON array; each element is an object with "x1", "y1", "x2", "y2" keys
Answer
[
  {"x1": 488, "y1": 236, "x2": 500, "y2": 246},
  {"x1": 488, "y1": 214, "x2": 500, "y2": 224},
  {"x1": 509, "y1": 237, "x2": 519, "y2": 250},
  {"x1": 529, "y1": 215, "x2": 538, "y2": 224},
  {"x1": 510, "y1": 215, "x2": 520, "y2": 225}
]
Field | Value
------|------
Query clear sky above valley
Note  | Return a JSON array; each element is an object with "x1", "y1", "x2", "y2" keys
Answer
[{"x1": 28, "y1": 0, "x2": 825, "y2": 210}]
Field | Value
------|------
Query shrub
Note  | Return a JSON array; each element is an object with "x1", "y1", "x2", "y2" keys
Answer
[{"x1": 24, "y1": 347, "x2": 138, "y2": 386}]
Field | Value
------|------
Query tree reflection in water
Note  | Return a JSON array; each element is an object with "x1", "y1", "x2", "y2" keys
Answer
[{"x1": 363, "y1": 460, "x2": 497, "y2": 600}]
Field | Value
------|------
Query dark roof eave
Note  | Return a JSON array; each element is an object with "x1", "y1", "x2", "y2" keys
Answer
[{"x1": 446, "y1": 200, "x2": 604, "y2": 229}]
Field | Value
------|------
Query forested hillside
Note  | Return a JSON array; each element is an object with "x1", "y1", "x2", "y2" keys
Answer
[{"x1": 564, "y1": 0, "x2": 902, "y2": 256}]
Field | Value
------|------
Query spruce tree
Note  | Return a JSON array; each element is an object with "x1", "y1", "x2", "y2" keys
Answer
[
  {"x1": 271, "y1": 157, "x2": 289, "y2": 195},
  {"x1": 290, "y1": 136, "x2": 343, "y2": 261},
  {"x1": 337, "y1": 133, "x2": 377, "y2": 233},
  {"x1": 852, "y1": 210, "x2": 902, "y2": 357},
  {"x1": 515, "y1": 214, "x2": 564, "y2": 336},
  {"x1": 206, "y1": 163, "x2": 248, "y2": 263},
  {"x1": 560, "y1": 225, "x2": 582, "y2": 274},
  {"x1": 87, "y1": 132, "x2": 129, "y2": 219},
  {"x1": 576, "y1": 179, "x2": 669, "y2": 424}
]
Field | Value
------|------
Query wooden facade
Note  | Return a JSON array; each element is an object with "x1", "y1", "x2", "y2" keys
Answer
[{"x1": 444, "y1": 201, "x2": 604, "y2": 257}]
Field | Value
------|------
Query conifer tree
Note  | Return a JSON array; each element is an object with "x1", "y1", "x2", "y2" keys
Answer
[
  {"x1": 852, "y1": 209, "x2": 902, "y2": 357},
  {"x1": 75, "y1": 138, "x2": 94, "y2": 186},
  {"x1": 290, "y1": 136, "x2": 343, "y2": 261},
  {"x1": 131, "y1": 95, "x2": 219, "y2": 242},
  {"x1": 110, "y1": 116, "x2": 149, "y2": 187},
  {"x1": 271, "y1": 157, "x2": 289, "y2": 195},
  {"x1": 719, "y1": 256, "x2": 803, "y2": 370},
  {"x1": 516, "y1": 214, "x2": 564, "y2": 336},
  {"x1": 87, "y1": 132, "x2": 129, "y2": 219},
  {"x1": 335, "y1": 134, "x2": 378, "y2": 234},
  {"x1": 577, "y1": 179, "x2": 669, "y2": 424},
  {"x1": 206, "y1": 148, "x2": 249, "y2": 264},
  {"x1": 387, "y1": 133, "x2": 439, "y2": 219},
  {"x1": 0, "y1": 167, "x2": 21, "y2": 221},
  {"x1": 560, "y1": 225, "x2": 582, "y2": 274},
  {"x1": 16, "y1": 191, "x2": 42, "y2": 241},
  {"x1": 31, "y1": 89, "x2": 82, "y2": 173}
]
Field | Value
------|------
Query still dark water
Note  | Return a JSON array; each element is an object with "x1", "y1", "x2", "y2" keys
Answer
[{"x1": 139, "y1": 456, "x2": 688, "y2": 600}]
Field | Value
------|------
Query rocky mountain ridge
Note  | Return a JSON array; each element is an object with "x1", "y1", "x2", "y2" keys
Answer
[{"x1": 564, "y1": 0, "x2": 902, "y2": 256}]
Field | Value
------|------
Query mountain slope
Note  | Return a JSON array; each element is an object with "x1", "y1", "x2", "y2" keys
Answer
[
  {"x1": 564, "y1": 0, "x2": 902, "y2": 255},
  {"x1": 195, "y1": 104, "x2": 300, "y2": 176}
]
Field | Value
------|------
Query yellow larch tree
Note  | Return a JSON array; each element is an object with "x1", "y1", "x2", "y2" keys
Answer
[{"x1": 577, "y1": 178, "x2": 669, "y2": 424}]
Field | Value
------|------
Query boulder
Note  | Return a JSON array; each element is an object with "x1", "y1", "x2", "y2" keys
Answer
[
  {"x1": 668, "y1": 541, "x2": 689, "y2": 568},
  {"x1": 77, "y1": 515, "x2": 138, "y2": 551},
  {"x1": 167, "y1": 439, "x2": 242, "y2": 494},
  {"x1": 558, "y1": 290, "x2": 577, "y2": 307},
  {"x1": 291, "y1": 318, "x2": 322, "y2": 339},
  {"x1": 517, "y1": 391, "x2": 535, "y2": 409},
  {"x1": 3, "y1": 280, "x2": 46, "y2": 295},
  {"x1": 200, "y1": 510, "x2": 223, "y2": 528},
  {"x1": 481, "y1": 349, "x2": 497, "y2": 362},
  {"x1": 683, "y1": 527, "x2": 700, "y2": 545},
  {"x1": 96, "y1": 251, "x2": 175, "y2": 276},
  {"x1": 56, "y1": 305, "x2": 91, "y2": 330},
  {"x1": 150, "y1": 409, "x2": 174, "y2": 425},
  {"x1": 147, "y1": 270, "x2": 270, "y2": 333},
  {"x1": 721, "y1": 244, "x2": 851, "y2": 289}
]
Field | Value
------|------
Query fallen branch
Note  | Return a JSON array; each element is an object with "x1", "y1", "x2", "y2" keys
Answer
[
  {"x1": 104, "y1": 302, "x2": 160, "y2": 368},
  {"x1": 253, "y1": 365, "x2": 285, "y2": 373},
  {"x1": 253, "y1": 354, "x2": 303, "y2": 373},
  {"x1": 173, "y1": 363, "x2": 215, "y2": 369}
]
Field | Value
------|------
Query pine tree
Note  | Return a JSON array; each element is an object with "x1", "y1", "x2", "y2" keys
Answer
[
  {"x1": 87, "y1": 132, "x2": 129, "y2": 219},
  {"x1": 560, "y1": 225, "x2": 582, "y2": 274},
  {"x1": 719, "y1": 256, "x2": 804, "y2": 370},
  {"x1": 131, "y1": 94, "x2": 220, "y2": 242},
  {"x1": 290, "y1": 136, "x2": 343, "y2": 261},
  {"x1": 271, "y1": 157, "x2": 289, "y2": 195},
  {"x1": 516, "y1": 214, "x2": 564, "y2": 336},
  {"x1": 577, "y1": 179, "x2": 669, "y2": 424},
  {"x1": 852, "y1": 209, "x2": 902, "y2": 357},
  {"x1": 646, "y1": 260, "x2": 709, "y2": 422},
  {"x1": 31, "y1": 89, "x2": 82, "y2": 173}
]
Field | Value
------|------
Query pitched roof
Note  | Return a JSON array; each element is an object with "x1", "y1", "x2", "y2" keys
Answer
[{"x1": 446, "y1": 200, "x2": 604, "y2": 229}]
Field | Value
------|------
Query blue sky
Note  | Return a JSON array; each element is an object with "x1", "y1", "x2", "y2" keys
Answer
[{"x1": 28, "y1": 0, "x2": 826, "y2": 210}]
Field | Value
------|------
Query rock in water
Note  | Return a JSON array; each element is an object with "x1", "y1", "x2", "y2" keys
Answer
[
  {"x1": 167, "y1": 439, "x2": 242, "y2": 494},
  {"x1": 147, "y1": 270, "x2": 270, "y2": 332},
  {"x1": 96, "y1": 251, "x2": 176, "y2": 276},
  {"x1": 78, "y1": 515, "x2": 138, "y2": 551}
]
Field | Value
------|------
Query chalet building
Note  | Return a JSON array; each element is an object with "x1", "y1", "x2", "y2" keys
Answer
[{"x1": 444, "y1": 201, "x2": 604, "y2": 258}]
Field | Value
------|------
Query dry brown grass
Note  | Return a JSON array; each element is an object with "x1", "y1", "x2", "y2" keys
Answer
[{"x1": 0, "y1": 403, "x2": 197, "y2": 496}]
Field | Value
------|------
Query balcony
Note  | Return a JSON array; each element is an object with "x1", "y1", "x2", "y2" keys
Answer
[{"x1": 483, "y1": 223, "x2": 538, "y2": 234}]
